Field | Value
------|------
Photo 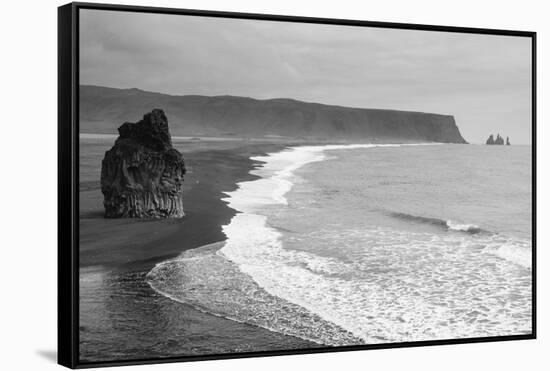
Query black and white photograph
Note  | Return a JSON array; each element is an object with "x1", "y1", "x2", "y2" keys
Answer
[
  {"x1": 4, "y1": 0, "x2": 550, "y2": 369},
  {"x1": 72, "y1": 6, "x2": 535, "y2": 365},
  {"x1": 4, "y1": 0, "x2": 550, "y2": 370},
  {"x1": 68, "y1": 2, "x2": 534, "y2": 368}
]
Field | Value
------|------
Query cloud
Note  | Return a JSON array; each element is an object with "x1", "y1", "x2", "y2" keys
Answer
[{"x1": 80, "y1": 9, "x2": 532, "y2": 144}]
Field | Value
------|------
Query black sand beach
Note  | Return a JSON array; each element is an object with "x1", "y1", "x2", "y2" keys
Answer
[{"x1": 79, "y1": 138, "x2": 320, "y2": 363}]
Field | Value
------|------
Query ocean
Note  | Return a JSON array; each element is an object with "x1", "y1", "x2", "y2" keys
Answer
[
  {"x1": 78, "y1": 138, "x2": 318, "y2": 362},
  {"x1": 147, "y1": 143, "x2": 532, "y2": 346}
]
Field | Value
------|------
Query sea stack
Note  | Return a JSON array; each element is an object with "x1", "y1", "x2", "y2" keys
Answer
[
  {"x1": 486, "y1": 133, "x2": 507, "y2": 145},
  {"x1": 100, "y1": 109, "x2": 186, "y2": 218}
]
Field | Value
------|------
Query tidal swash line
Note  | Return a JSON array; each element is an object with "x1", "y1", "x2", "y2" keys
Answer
[{"x1": 147, "y1": 143, "x2": 531, "y2": 345}]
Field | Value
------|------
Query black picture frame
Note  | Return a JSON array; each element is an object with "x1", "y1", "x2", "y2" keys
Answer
[{"x1": 58, "y1": 2, "x2": 537, "y2": 369}]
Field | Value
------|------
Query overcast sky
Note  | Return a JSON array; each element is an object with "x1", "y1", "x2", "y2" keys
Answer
[{"x1": 80, "y1": 9, "x2": 532, "y2": 144}]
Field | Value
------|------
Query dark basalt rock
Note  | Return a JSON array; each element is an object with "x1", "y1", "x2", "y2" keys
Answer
[
  {"x1": 101, "y1": 109, "x2": 186, "y2": 218},
  {"x1": 486, "y1": 133, "x2": 507, "y2": 145}
]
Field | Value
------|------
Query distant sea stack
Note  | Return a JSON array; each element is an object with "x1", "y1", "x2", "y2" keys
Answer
[
  {"x1": 486, "y1": 134, "x2": 509, "y2": 145},
  {"x1": 80, "y1": 85, "x2": 468, "y2": 144},
  {"x1": 101, "y1": 109, "x2": 186, "y2": 218}
]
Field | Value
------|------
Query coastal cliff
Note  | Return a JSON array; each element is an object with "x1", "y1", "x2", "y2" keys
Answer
[
  {"x1": 101, "y1": 109, "x2": 186, "y2": 218},
  {"x1": 81, "y1": 85, "x2": 468, "y2": 143}
]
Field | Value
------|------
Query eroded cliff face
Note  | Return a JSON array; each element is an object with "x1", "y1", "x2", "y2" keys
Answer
[
  {"x1": 80, "y1": 85, "x2": 469, "y2": 144},
  {"x1": 101, "y1": 109, "x2": 186, "y2": 218}
]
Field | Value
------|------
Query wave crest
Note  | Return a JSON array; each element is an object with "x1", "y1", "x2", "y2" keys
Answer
[
  {"x1": 146, "y1": 243, "x2": 364, "y2": 346},
  {"x1": 446, "y1": 220, "x2": 482, "y2": 234},
  {"x1": 390, "y1": 212, "x2": 486, "y2": 235}
]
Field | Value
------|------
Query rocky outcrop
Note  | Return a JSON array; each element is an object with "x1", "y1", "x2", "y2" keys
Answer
[
  {"x1": 486, "y1": 133, "x2": 506, "y2": 145},
  {"x1": 506, "y1": 136, "x2": 511, "y2": 145},
  {"x1": 101, "y1": 109, "x2": 186, "y2": 218}
]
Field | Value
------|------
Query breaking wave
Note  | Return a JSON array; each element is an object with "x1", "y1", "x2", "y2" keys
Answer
[
  {"x1": 147, "y1": 143, "x2": 531, "y2": 344},
  {"x1": 446, "y1": 220, "x2": 483, "y2": 234},
  {"x1": 387, "y1": 212, "x2": 530, "y2": 268},
  {"x1": 389, "y1": 212, "x2": 485, "y2": 234},
  {"x1": 146, "y1": 242, "x2": 363, "y2": 346}
]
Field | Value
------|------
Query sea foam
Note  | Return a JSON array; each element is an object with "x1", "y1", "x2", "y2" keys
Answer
[
  {"x1": 222, "y1": 144, "x2": 404, "y2": 211},
  {"x1": 148, "y1": 143, "x2": 532, "y2": 345},
  {"x1": 217, "y1": 143, "x2": 531, "y2": 343},
  {"x1": 446, "y1": 220, "x2": 482, "y2": 234}
]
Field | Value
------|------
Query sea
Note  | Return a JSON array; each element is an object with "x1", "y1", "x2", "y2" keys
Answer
[{"x1": 147, "y1": 143, "x2": 532, "y2": 346}]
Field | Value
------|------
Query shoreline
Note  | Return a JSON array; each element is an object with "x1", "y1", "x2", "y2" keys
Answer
[
  {"x1": 80, "y1": 141, "x2": 288, "y2": 269},
  {"x1": 79, "y1": 139, "x2": 533, "y2": 361},
  {"x1": 208, "y1": 142, "x2": 533, "y2": 343},
  {"x1": 215, "y1": 143, "x2": 407, "y2": 344},
  {"x1": 79, "y1": 139, "x2": 323, "y2": 362}
]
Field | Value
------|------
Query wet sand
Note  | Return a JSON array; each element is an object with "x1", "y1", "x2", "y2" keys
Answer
[{"x1": 79, "y1": 138, "x2": 320, "y2": 363}]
